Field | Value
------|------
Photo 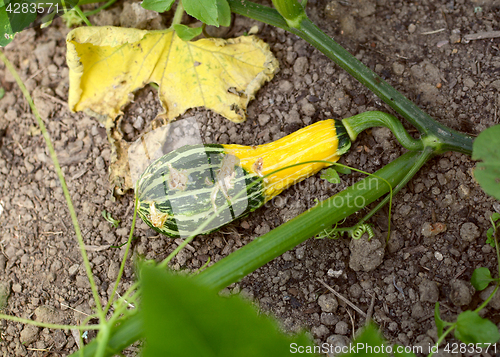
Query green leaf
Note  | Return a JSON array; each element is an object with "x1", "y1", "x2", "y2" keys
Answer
[
  {"x1": 216, "y1": 0, "x2": 231, "y2": 27},
  {"x1": 0, "y1": 0, "x2": 15, "y2": 47},
  {"x1": 0, "y1": 87, "x2": 4, "y2": 100},
  {"x1": 472, "y1": 124, "x2": 500, "y2": 201},
  {"x1": 173, "y1": 24, "x2": 202, "y2": 41},
  {"x1": 182, "y1": 0, "x2": 219, "y2": 26},
  {"x1": 320, "y1": 167, "x2": 340, "y2": 184},
  {"x1": 334, "y1": 165, "x2": 352, "y2": 175},
  {"x1": 141, "y1": 0, "x2": 176, "y2": 13},
  {"x1": 340, "y1": 322, "x2": 388, "y2": 357},
  {"x1": 140, "y1": 265, "x2": 318, "y2": 357},
  {"x1": 434, "y1": 302, "x2": 445, "y2": 338},
  {"x1": 491, "y1": 212, "x2": 500, "y2": 223},
  {"x1": 455, "y1": 310, "x2": 500, "y2": 344},
  {"x1": 471, "y1": 267, "x2": 494, "y2": 291}
]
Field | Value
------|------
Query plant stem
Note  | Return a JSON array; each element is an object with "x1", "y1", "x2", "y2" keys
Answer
[
  {"x1": 342, "y1": 111, "x2": 423, "y2": 151},
  {"x1": 0, "y1": 50, "x2": 104, "y2": 317},
  {"x1": 73, "y1": 5, "x2": 92, "y2": 26},
  {"x1": 171, "y1": 1, "x2": 185, "y2": 27},
  {"x1": 226, "y1": 0, "x2": 474, "y2": 156}
]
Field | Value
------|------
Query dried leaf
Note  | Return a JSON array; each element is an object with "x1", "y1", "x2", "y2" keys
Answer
[{"x1": 66, "y1": 26, "x2": 278, "y2": 123}]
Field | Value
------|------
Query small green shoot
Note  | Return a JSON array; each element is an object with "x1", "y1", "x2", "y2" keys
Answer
[
  {"x1": 0, "y1": 87, "x2": 5, "y2": 100},
  {"x1": 471, "y1": 267, "x2": 495, "y2": 291},
  {"x1": 173, "y1": 24, "x2": 203, "y2": 41},
  {"x1": 102, "y1": 210, "x2": 120, "y2": 228},
  {"x1": 320, "y1": 167, "x2": 340, "y2": 184},
  {"x1": 486, "y1": 212, "x2": 500, "y2": 247}
]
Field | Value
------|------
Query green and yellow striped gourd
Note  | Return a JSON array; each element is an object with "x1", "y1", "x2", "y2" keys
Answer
[{"x1": 135, "y1": 119, "x2": 351, "y2": 238}]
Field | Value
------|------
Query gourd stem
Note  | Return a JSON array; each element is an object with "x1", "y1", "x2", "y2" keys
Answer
[
  {"x1": 226, "y1": 0, "x2": 474, "y2": 156},
  {"x1": 342, "y1": 111, "x2": 423, "y2": 151}
]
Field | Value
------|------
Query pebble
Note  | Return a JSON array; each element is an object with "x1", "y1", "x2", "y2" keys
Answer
[
  {"x1": 334, "y1": 321, "x2": 349, "y2": 335},
  {"x1": 419, "y1": 279, "x2": 439, "y2": 303},
  {"x1": 300, "y1": 101, "x2": 315, "y2": 116},
  {"x1": 318, "y1": 293, "x2": 338, "y2": 312},
  {"x1": 392, "y1": 62, "x2": 405, "y2": 75},
  {"x1": 349, "y1": 234, "x2": 385, "y2": 272},
  {"x1": 295, "y1": 246, "x2": 306, "y2": 260},
  {"x1": 408, "y1": 24, "x2": 416, "y2": 33},
  {"x1": 311, "y1": 324, "x2": 330, "y2": 338},
  {"x1": 279, "y1": 80, "x2": 293, "y2": 93},
  {"x1": 320, "y1": 312, "x2": 339, "y2": 326},
  {"x1": 34, "y1": 305, "x2": 65, "y2": 324},
  {"x1": 325, "y1": 334, "x2": 350, "y2": 356},
  {"x1": 459, "y1": 222, "x2": 480, "y2": 242},
  {"x1": 107, "y1": 261, "x2": 120, "y2": 280},
  {"x1": 258, "y1": 114, "x2": 271, "y2": 126},
  {"x1": 293, "y1": 57, "x2": 309, "y2": 76},
  {"x1": 449, "y1": 279, "x2": 472, "y2": 306},
  {"x1": 96, "y1": 156, "x2": 105, "y2": 170},
  {"x1": 20, "y1": 325, "x2": 39, "y2": 345}
]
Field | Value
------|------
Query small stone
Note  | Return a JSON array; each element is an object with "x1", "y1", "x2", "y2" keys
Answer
[
  {"x1": 434, "y1": 251, "x2": 443, "y2": 261},
  {"x1": 460, "y1": 222, "x2": 480, "y2": 242},
  {"x1": 320, "y1": 312, "x2": 339, "y2": 326},
  {"x1": 311, "y1": 324, "x2": 330, "y2": 338},
  {"x1": 300, "y1": 101, "x2": 315, "y2": 116},
  {"x1": 334, "y1": 321, "x2": 349, "y2": 335},
  {"x1": 12, "y1": 283, "x2": 22, "y2": 293},
  {"x1": 326, "y1": 334, "x2": 350, "y2": 355},
  {"x1": 411, "y1": 302, "x2": 426, "y2": 319},
  {"x1": 107, "y1": 261, "x2": 120, "y2": 280},
  {"x1": 349, "y1": 234, "x2": 385, "y2": 272},
  {"x1": 34, "y1": 305, "x2": 65, "y2": 325},
  {"x1": 282, "y1": 252, "x2": 294, "y2": 261},
  {"x1": 419, "y1": 279, "x2": 439, "y2": 303},
  {"x1": 68, "y1": 264, "x2": 79, "y2": 276},
  {"x1": 408, "y1": 24, "x2": 416, "y2": 33},
  {"x1": 293, "y1": 57, "x2": 309, "y2": 75},
  {"x1": 392, "y1": 62, "x2": 405, "y2": 75},
  {"x1": 279, "y1": 80, "x2": 293, "y2": 93},
  {"x1": 449, "y1": 32, "x2": 461, "y2": 43},
  {"x1": 371, "y1": 127, "x2": 392, "y2": 143},
  {"x1": 318, "y1": 293, "x2": 338, "y2": 312},
  {"x1": 295, "y1": 246, "x2": 306, "y2": 260},
  {"x1": 346, "y1": 284, "x2": 362, "y2": 300},
  {"x1": 20, "y1": 325, "x2": 39, "y2": 345},
  {"x1": 449, "y1": 279, "x2": 472, "y2": 307},
  {"x1": 258, "y1": 114, "x2": 271, "y2": 126},
  {"x1": 133, "y1": 116, "x2": 144, "y2": 130}
]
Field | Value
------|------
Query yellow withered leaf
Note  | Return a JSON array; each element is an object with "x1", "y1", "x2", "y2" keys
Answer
[{"x1": 66, "y1": 26, "x2": 279, "y2": 123}]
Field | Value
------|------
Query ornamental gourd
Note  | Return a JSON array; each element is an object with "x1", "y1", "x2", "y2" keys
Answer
[{"x1": 135, "y1": 119, "x2": 351, "y2": 238}]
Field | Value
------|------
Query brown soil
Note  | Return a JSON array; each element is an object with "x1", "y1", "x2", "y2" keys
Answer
[{"x1": 1, "y1": 0, "x2": 499, "y2": 356}]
